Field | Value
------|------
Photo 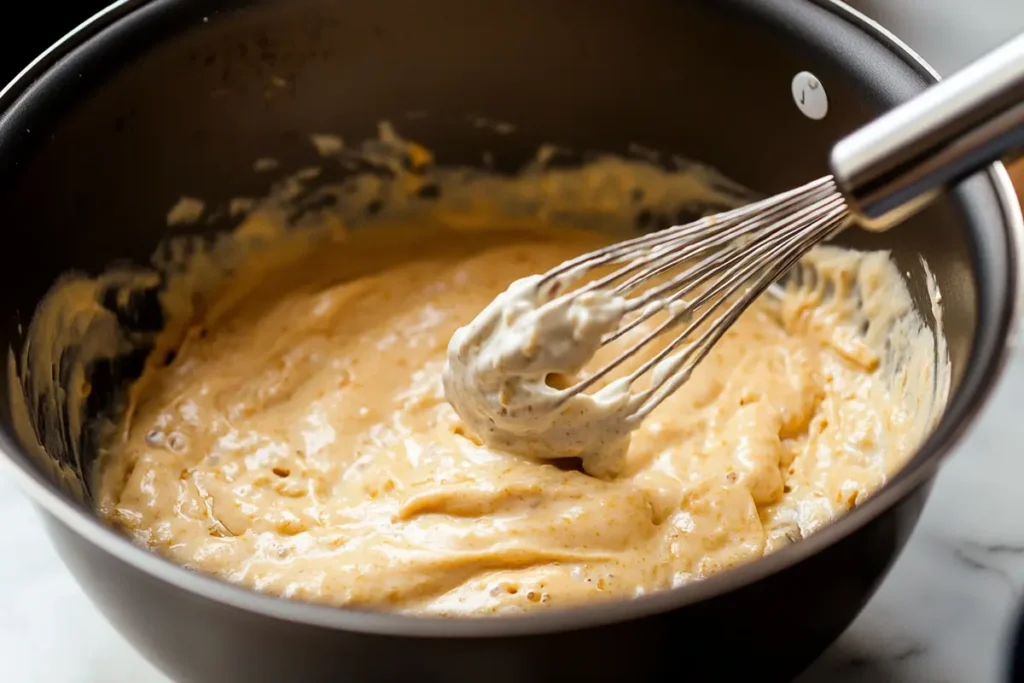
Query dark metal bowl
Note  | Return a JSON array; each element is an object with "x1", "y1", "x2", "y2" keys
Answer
[{"x1": 0, "y1": 1, "x2": 1019, "y2": 681}]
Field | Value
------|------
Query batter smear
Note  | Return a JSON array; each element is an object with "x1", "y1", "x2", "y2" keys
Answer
[{"x1": 95, "y1": 215, "x2": 943, "y2": 615}]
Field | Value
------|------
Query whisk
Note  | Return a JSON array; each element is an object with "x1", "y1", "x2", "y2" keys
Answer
[{"x1": 524, "y1": 30, "x2": 1024, "y2": 425}]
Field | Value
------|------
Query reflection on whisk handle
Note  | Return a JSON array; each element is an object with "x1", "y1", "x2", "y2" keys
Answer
[{"x1": 831, "y1": 31, "x2": 1024, "y2": 231}]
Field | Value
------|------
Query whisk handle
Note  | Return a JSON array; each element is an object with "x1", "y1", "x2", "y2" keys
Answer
[{"x1": 831, "y1": 31, "x2": 1024, "y2": 231}]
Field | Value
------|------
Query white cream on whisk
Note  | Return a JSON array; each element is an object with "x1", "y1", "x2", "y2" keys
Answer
[{"x1": 443, "y1": 274, "x2": 638, "y2": 478}]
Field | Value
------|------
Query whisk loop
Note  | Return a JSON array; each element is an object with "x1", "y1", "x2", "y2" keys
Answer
[{"x1": 535, "y1": 176, "x2": 849, "y2": 422}]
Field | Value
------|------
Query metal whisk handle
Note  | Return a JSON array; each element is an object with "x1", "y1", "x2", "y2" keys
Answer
[{"x1": 831, "y1": 31, "x2": 1024, "y2": 231}]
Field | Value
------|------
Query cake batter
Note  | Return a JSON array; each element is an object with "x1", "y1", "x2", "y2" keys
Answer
[
  {"x1": 8, "y1": 125, "x2": 945, "y2": 615},
  {"x1": 94, "y1": 217, "x2": 942, "y2": 615}
]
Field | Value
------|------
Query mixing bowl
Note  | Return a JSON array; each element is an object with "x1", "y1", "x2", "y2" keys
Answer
[{"x1": 0, "y1": 0, "x2": 1019, "y2": 681}]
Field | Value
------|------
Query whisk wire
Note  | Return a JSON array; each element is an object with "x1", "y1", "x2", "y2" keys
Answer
[
  {"x1": 544, "y1": 176, "x2": 850, "y2": 417},
  {"x1": 631, "y1": 197, "x2": 848, "y2": 419}
]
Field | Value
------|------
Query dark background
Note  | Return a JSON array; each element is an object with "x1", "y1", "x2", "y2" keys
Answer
[{"x1": 1, "y1": 2, "x2": 111, "y2": 84}]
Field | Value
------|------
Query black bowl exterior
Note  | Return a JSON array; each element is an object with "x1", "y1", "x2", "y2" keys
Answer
[
  {"x1": 1010, "y1": 604, "x2": 1024, "y2": 683},
  {"x1": 0, "y1": 1, "x2": 1019, "y2": 682}
]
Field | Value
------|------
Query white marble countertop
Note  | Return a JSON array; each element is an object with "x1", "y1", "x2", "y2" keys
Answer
[{"x1": 1, "y1": 346, "x2": 1022, "y2": 683}]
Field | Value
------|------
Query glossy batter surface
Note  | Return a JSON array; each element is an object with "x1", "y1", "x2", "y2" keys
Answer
[{"x1": 95, "y1": 219, "x2": 936, "y2": 615}]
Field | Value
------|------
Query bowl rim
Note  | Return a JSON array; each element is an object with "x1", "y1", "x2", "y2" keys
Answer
[{"x1": 0, "y1": 0, "x2": 1020, "y2": 638}]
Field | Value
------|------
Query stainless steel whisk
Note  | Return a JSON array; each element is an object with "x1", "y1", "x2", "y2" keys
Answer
[{"x1": 536, "y1": 32, "x2": 1024, "y2": 422}]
